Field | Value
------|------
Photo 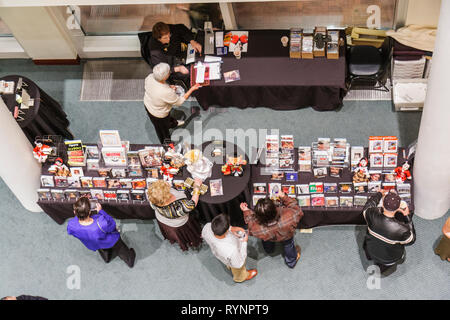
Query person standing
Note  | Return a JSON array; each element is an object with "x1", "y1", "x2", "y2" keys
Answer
[
  {"x1": 67, "y1": 197, "x2": 136, "y2": 268},
  {"x1": 202, "y1": 213, "x2": 257, "y2": 282},
  {"x1": 147, "y1": 21, "x2": 202, "y2": 88},
  {"x1": 434, "y1": 216, "x2": 450, "y2": 262},
  {"x1": 240, "y1": 192, "x2": 303, "y2": 268},
  {"x1": 362, "y1": 190, "x2": 416, "y2": 273},
  {"x1": 144, "y1": 62, "x2": 200, "y2": 144}
]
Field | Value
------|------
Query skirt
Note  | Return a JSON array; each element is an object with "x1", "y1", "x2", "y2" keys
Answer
[
  {"x1": 156, "y1": 213, "x2": 202, "y2": 251},
  {"x1": 434, "y1": 235, "x2": 450, "y2": 261}
]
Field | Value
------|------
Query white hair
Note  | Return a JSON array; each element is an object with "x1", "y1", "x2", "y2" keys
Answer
[{"x1": 152, "y1": 63, "x2": 171, "y2": 82}]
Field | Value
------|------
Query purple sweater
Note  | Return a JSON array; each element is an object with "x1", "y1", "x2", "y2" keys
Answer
[{"x1": 67, "y1": 210, "x2": 120, "y2": 251}]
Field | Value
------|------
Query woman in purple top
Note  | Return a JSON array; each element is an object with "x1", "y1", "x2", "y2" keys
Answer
[{"x1": 67, "y1": 197, "x2": 136, "y2": 268}]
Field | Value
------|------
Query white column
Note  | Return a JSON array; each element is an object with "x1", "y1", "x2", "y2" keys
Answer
[
  {"x1": 413, "y1": 0, "x2": 450, "y2": 220},
  {"x1": 0, "y1": 99, "x2": 42, "y2": 212},
  {"x1": 219, "y1": 2, "x2": 238, "y2": 30}
]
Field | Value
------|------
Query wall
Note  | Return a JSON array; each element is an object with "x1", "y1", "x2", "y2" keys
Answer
[{"x1": 406, "y1": 0, "x2": 441, "y2": 27}]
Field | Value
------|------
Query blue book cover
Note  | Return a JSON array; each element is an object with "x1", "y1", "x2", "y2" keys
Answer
[{"x1": 286, "y1": 172, "x2": 298, "y2": 182}]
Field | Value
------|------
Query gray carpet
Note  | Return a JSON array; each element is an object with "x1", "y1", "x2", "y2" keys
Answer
[{"x1": 0, "y1": 59, "x2": 448, "y2": 300}]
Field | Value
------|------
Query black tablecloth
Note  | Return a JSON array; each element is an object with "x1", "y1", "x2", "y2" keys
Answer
[
  {"x1": 38, "y1": 142, "x2": 251, "y2": 226},
  {"x1": 250, "y1": 147, "x2": 414, "y2": 229},
  {"x1": 0, "y1": 75, "x2": 73, "y2": 145},
  {"x1": 192, "y1": 30, "x2": 347, "y2": 111}
]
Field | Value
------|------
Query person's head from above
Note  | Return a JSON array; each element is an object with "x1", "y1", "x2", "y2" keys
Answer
[
  {"x1": 152, "y1": 62, "x2": 171, "y2": 83},
  {"x1": 382, "y1": 191, "x2": 401, "y2": 215},
  {"x1": 73, "y1": 196, "x2": 92, "y2": 221},
  {"x1": 147, "y1": 180, "x2": 171, "y2": 206},
  {"x1": 152, "y1": 22, "x2": 171, "y2": 44},
  {"x1": 211, "y1": 213, "x2": 230, "y2": 238},
  {"x1": 254, "y1": 197, "x2": 278, "y2": 225}
]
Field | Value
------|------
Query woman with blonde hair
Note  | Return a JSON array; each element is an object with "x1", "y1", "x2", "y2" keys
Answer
[{"x1": 147, "y1": 178, "x2": 203, "y2": 250}]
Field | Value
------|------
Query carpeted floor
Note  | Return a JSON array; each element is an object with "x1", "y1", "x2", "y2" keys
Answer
[{"x1": 0, "y1": 59, "x2": 448, "y2": 300}]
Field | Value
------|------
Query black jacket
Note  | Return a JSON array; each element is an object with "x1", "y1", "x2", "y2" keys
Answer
[
  {"x1": 363, "y1": 192, "x2": 416, "y2": 264},
  {"x1": 147, "y1": 24, "x2": 194, "y2": 71}
]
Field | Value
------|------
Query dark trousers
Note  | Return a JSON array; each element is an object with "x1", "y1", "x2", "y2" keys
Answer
[
  {"x1": 262, "y1": 237, "x2": 297, "y2": 267},
  {"x1": 98, "y1": 237, "x2": 135, "y2": 268},
  {"x1": 145, "y1": 108, "x2": 178, "y2": 144}
]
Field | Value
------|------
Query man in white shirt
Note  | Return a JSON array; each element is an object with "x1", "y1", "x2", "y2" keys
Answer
[
  {"x1": 144, "y1": 62, "x2": 200, "y2": 143},
  {"x1": 202, "y1": 213, "x2": 257, "y2": 283}
]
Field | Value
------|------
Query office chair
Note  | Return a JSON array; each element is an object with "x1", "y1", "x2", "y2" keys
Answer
[{"x1": 347, "y1": 36, "x2": 393, "y2": 92}]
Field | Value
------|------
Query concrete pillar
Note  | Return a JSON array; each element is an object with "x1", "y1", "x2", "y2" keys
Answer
[
  {"x1": 413, "y1": 0, "x2": 450, "y2": 219},
  {"x1": 0, "y1": 99, "x2": 41, "y2": 212}
]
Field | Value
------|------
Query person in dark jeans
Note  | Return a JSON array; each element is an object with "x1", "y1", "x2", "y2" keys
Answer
[
  {"x1": 67, "y1": 197, "x2": 136, "y2": 268},
  {"x1": 240, "y1": 192, "x2": 303, "y2": 268}
]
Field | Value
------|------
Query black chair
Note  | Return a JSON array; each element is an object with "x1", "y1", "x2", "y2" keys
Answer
[
  {"x1": 347, "y1": 37, "x2": 393, "y2": 92},
  {"x1": 137, "y1": 31, "x2": 153, "y2": 67}
]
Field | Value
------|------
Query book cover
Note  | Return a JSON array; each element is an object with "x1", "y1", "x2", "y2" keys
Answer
[
  {"x1": 79, "y1": 190, "x2": 92, "y2": 199},
  {"x1": 279, "y1": 152, "x2": 294, "y2": 170},
  {"x1": 132, "y1": 178, "x2": 146, "y2": 189},
  {"x1": 268, "y1": 183, "x2": 282, "y2": 199},
  {"x1": 117, "y1": 189, "x2": 130, "y2": 201},
  {"x1": 383, "y1": 136, "x2": 398, "y2": 153},
  {"x1": 253, "y1": 183, "x2": 267, "y2": 194},
  {"x1": 324, "y1": 183, "x2": 338, "y2": 193},
  {"x1": 280, "y1": 135, "x2": 294, "y2": 151},
  {"x1": 369, "y1": 153, "x2": 383, "y2": 168},
  {"x1": 139, "y1": 147, "x2": 163, "y2": 168},
  {"x1": 382, "y1": 182, "x2": 396, "y2": 191},
  {"x1": 296, "y1": 184, "x2": 310, "y2": 194},
  {"x1": 311, "y1": 194, "x2": 325, "y2": 207},
  {"x1": 383, "y1": 153, "x2": 398, "y2": 168},
  {"x1": 309, "y1": 182, "x2": 323, "y2": 193},
  {"x1": 80, "y1": 177, "x2": 93, "y2": 188},
  {"x1": 297, "y1": 195, "x2": 311, "y2": 207},
  {"x1": 107, "y1": 178, "x2": 121, "y2": 188},
  {"x1": 92, "y1": 177, "x2": 107, "y2": 188},
  {"x1": 369, "y1": 170, "x2": 382, "y2": 182},
  {"x1": 99, "y1": 130, "x2": 122, "y2": 147},
  {"x1": 97, "y1": 168, "x2": 111, "y2": 177},
  {"x1": 131, "y1": 190, "x2": 145, "y2": 201},
  {"x1": 70, "y1": 167, "x2": 84, "y2": 178},
  {"x1": 298, "y1": 147, "x2": 311, "y2": 161},
  {"x1": 41, "y1": 175, "x2": 55, "y2": 187},
  {"x1": 325, "y1": 196, "x2": 339, "y2": 208},
  {"x1": 285, "y1": 172, "x2": 298, "y2": 182},
  {"x1": 354, "y1": 195, "x2": 368, "y2": 207},
  {"x1": 351, "y1": 146, "x2": 364, "y2": 165},
  {"x1": 37, "y1": 188, "x2": 52, "y2": 201},
  {"x1": 313, "y1": 167, "x2": 327, "y2": 178},
  {"x1": 298, "y1": 161, "x2": 312, "y2": 172},
  {"x1": 340, "y1": 196, "x2": 353, "y2": 207},
  {"x1": 210, "y1": 179, "x2": 224, "y2": 197},
  {"x1": 396, "y1": 183, "x2": 411, "y2": 194},
  {"x1": 369, "y1": 136, "x2": 383, "y2": 153},
  {"x1": 127, "y1": 151, "x2": 141, "y2": 167},
  {"x1": 102, "y1": 146, "x2": 127, "y2": 166},
  {"x1": 128, "y1": 166, "x2": 143, "y2": 177},
  {"x1": 51, "y1": 189, "x2": 65, "y2": 201},
  {"x1": 399, "y1": 193, "x2": 411, "y2": 205},
  {"x1": 86, "y1": 159, "x2": 100, "y2": 171},
  {"x1": 339, "y1": 182, "x2": 353, "y2": 193},
  {"x1": 85, "y1": 145, "x2": 100, "y2": 159},
  {"x1": 383, "y1": 172, "x2": 396, "y2": 182},
  {"x1": 270, "y1": 171, "x2": 284, "y2": 180},
  {"x1": 67, "y1": 176, "x2": 81, "y2": 188},
  {"x1": 223, "y1": 70, "x2": 241, "y2": 83},
  {"x1": 281, "y1": 185, "x2": 296, "y2": 195},
  {"x1": 368, "y1": 181, "x2": 382, "y2": 193},
  {"x1": 103, "y1": 190, "x2": 117, "y2": 201},
  {"x1": 329, "y1": 166, "x2": 343, "y2": 178},
  {"x1": 54, "y1": 176, "x2": 69, "y2": 188},
  {"x1": 354, "y1": 182, "x2": 368, "y2": 193},
  {"x1": 317, "y1": 138, "x2": 331, "y2": 151},
  {"x1": 119, "y1": 178, "x2": 133, "y2": 189},
  {"x1": 64, "y1": 189, "x2": 79, "y2": 201},
  {"x1": 90, "y1": 189, "x2": 105, "y2": 200},
  {"x1": 111, "y1": 168, "x2": 127, "y2": 178}
]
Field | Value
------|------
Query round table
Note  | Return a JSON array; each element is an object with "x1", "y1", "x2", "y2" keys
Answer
[{"x1": 0, "y1": 75, "x2": 74, "y2": 145}]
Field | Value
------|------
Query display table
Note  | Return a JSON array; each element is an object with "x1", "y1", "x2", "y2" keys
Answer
[
  {"x1": 38, "y1": 141, "x2": 251, "y2": 226},
  {"x1": 192, "y1": 30, "x2": 347, "y2": 111},
  {"x1": 250, "y1": 147, "x2": 414, "y2": 229},
  {"x1": 0, "y1": 75, "x2": 74, "y2": 145}
]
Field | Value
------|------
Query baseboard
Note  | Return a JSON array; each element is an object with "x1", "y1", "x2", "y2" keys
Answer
[{"x1": 33, "y1": 56, "x2": 80, "y2": 65}]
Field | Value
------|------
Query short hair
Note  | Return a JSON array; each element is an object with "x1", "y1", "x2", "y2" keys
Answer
[
  {"x1": 152, "y1": 22, "x2": 170, "y2": 40},
  {"x1": 211, "y1": 213, "x2": 230, "y2": 236},
  {"x1": 147, "y1": 180, "x2": 171, "y2": 206},
  {"x1": 73, "y1": 197, "x2": 91, "y2": 220},
  {"x1": 254, "y1": 198, "x2": 278, "y2": 225},
  {"x1": 152, "y1": 63, "x2": 171, "y2": 82}
]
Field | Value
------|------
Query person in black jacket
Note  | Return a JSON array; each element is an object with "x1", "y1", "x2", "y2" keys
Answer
[
  {"x1": 147, "y1": 22, "x2": 202, "y2": 88},
  {"x1": 362, "y1": 190, "x2": 416, "y2": 274}
]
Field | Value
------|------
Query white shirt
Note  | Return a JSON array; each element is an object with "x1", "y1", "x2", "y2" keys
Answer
[
  {"x1": 201, "y1": 223, "x2": 247, "y2": 269},
  {"x1": 144, "y1": 74, "x2": 186, "y2": 118}
]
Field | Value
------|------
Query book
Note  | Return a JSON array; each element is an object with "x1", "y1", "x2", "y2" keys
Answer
[
  {"x1": 92, "y1": 177, "x2": 107, "y2": 188},
  {"x1": 369, "y1": 136, "x2": 383, "y2": 153},
  {"x1": 253, "y1": 183, "x2": 267, "y2": 194},
  {"x1": 265, "y1": 135, "x2": 279, "y2": 156},
  {"x1": 127, "y1": 151, "x2": 141, "y2": 167},
  {"x1": 285, "y1": 172, "x2": 298, "y2": 182},
  {"x1": 351, "y1": 146, "x2": 365, "y2": 166},
  {"x1": 354, "y1": 195, "x2": 368, "y2": 207},
  {"x1": 397, "y1": 183, "x2": 411, "y2": 194},
  {"x1": 37, "y1": 188, "x2": 52, "y2": 201},
  {"x1": 313, "y1": 167, "x2": 327, "y2": 178},
  {"x1": 317, "y1": 138, "x2": 331, "y2": 151},
  {"x1": 210, "y1": 179, "x2": 224, "y2": 197},
  {"x1": 128, "y1": 166, "x2": 143, "y2": 177},
  {"x1": 297, "y1": 195, "x2": 311, "y2": 207},
  {"x1": 67, "y1": 176, "x2": 81, "y2": 188},
  {"x1": 296, "y1": 184, "x2": 310, "y2": 194},
  {"x1": 65, "y1": 140, "x2": 85, "y2": 166},
  {"x1": 90, "y1": 189, "x2": 105, "y2": 200},
  {"x1": 139, "y1": 147, "x2": 164, "y2": 168},
  {"x1": 224, "y1": 70, "x2": 240, "y2": 83},
  {"x1": 132, "y1": 178, "x2": 146, "y2": 189},
  {"x1": 119, "y1": 178, "x2": 133, "y2": 189},
  {"x1": 131, "y1": 190, "x2": 145, "y2": 201},
  {"x1": 329, "y1": 166, "x2": 343, "y2": 178},
  {"x1": 309, "y1": 182, "x2": 324, "y2": 193},
  {"x1": 99, "y1": 130, "x2": 122, "y2": 147},
  {"x1": 268, "y1": 183, "x2": 282, "y2": 199},
  {"x1": 86, "y1": 159, "x2": 100, "y2": 171},
  {"x1": 80, "y1": 177, "x2": 93, "y2": 188},
  {"x1": 281, "y1": 185, "x2": 296, "y2": 195},
  {"x1": 103, "y1": 190, "x2": 117, "y2": 201},
  {"x1": 289, "y1": 28, "x2": 302, "y2": 58},
  {"x1": 399, "y1": 193, "x2": 412, "y2": 205},
  {"x1": 383, "y1": 153, "x2": 398, "y2": 168},
  {"x1": 301, "y1": 34, "x2": 314, "y2": 59},
  {"x1": 102, "y1": 146, "x2": 127, "y2": 167},
  {"x1": 252, "y1": 195, "x2": 266, "y2": 206},
  {"x1": 325, "y1": 196, "x2": 339, "y2": 208},
  {"x1": 298, "y1": 147, "x2": 311, "y2": 161},
  {"x1": 368, "y1": 181, "x2": 382, "y2": 193},
  {"x1": 339, "y1": 182, "x2": 353, "y2": 193},
  {"x1": 107, "y1": 178, "x2": 121, "y2": 189},
  {"x1": 85, "y1": 145, "x2": 100, "y2": 159},
  {"x1": 78, "y1": 190, "x2": 92, "y2": 199},
  {"x1": 279, "y1": 152, "x2": 294, "y2": 170},
  {"x1": 64, "y1": 189, "x2": 79, "y2": 201},
  {"x1": 340, "y1": 196, "x2": 353, "y2": 207},
  {"x1": 51, "y1": 189, "x2": 65, "y2": 201},
  {"x1": 369, "y1": 153, "x2": 383, "y2": 168},
  {"x1": 270, "y1": 171, "x2": 284, "y2": 180},
  {"x1": 311, "y1": 194, "x2": 325, "y2": 206},
  {"x1": 383, "y1": 136, "x2": 398, "y2": 153},
  {"x1": 354, "y1": 182, "x2": 368, "y2": 193},
  {"x1": 369, "y1": 170, "x2": 382, "y2": 182},
  {"x1": 324, "y1": 183, "x2": 338, "y2": 193},
  {"x1": 382, "y1": 182, "x2": 396, "y2": 191},
  {"x1": 280, "y1": 135, "x2": 294, "y2": 151},
  {"x1": 383, "y1": 172, "x2": 396, "y2": 182},
  {"x1": 298, "y1": 161, "x2": 312, "y2": 172},
  {"x1": 54, "y1": 176, "x2": 69, "y2": 188},
  {"x1": 70, "y1": 167, "x2": 84, "y2": 178},
  {"x1": 41, "y1": 175, "x2": 55, "y2": 187},
  {"x1": 117, "y1": 189, "x2": 130, "y2": 201},
  {"x1": 111, "y1": 168, "x2": 127, "y2": 178},
  {"x1": 0, "y1": 80, "x2": 15, "y2": 94},
  {"x1": 97, "y1": 168, "x2": 111, "y2": 177}
]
